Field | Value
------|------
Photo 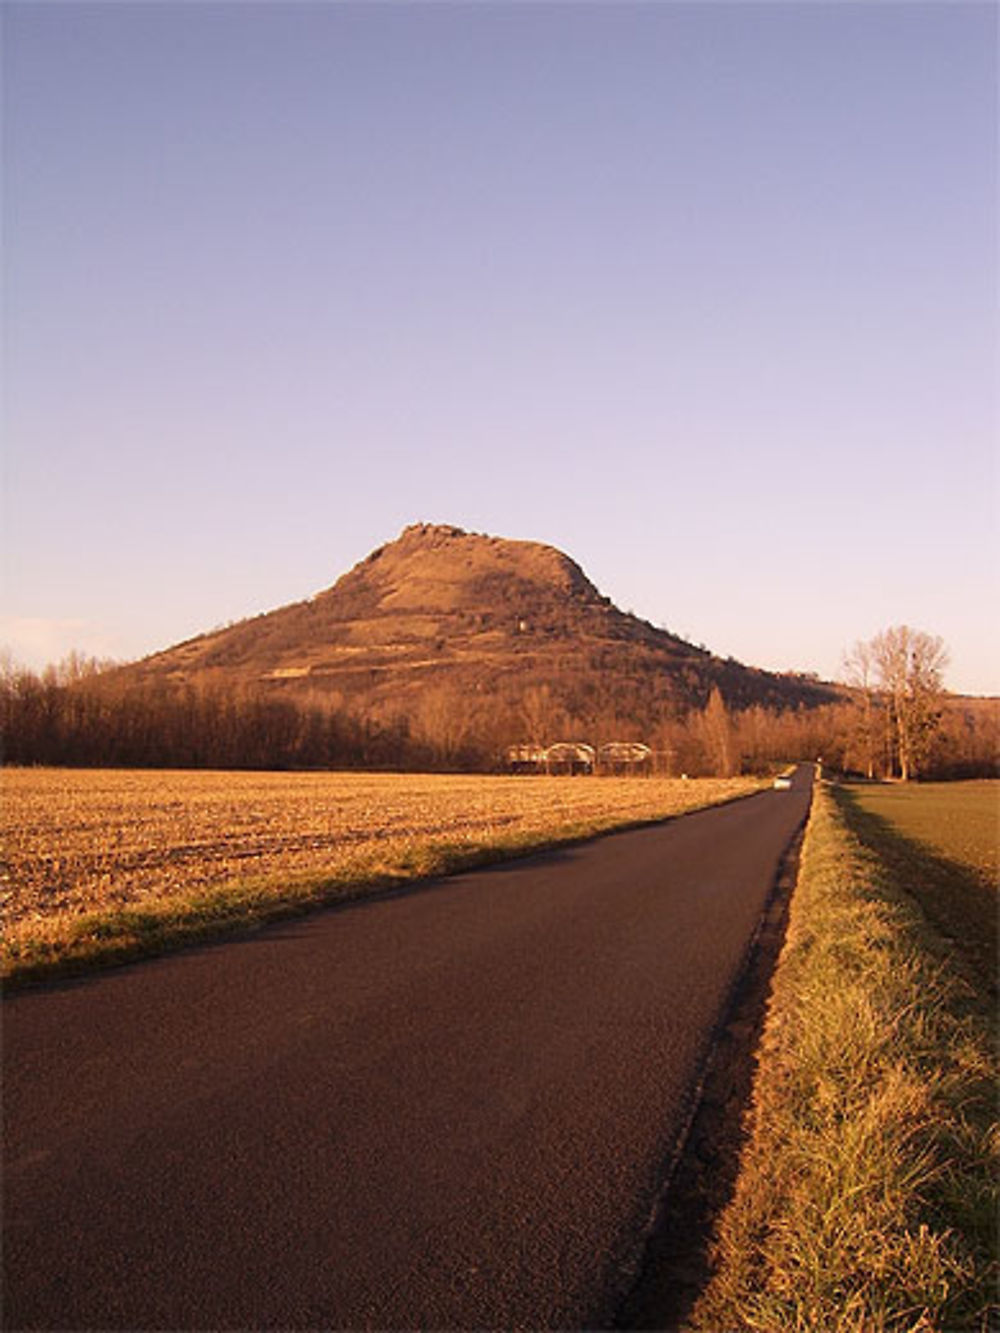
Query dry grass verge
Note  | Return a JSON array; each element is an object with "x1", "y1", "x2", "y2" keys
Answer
[
  {"x1": 1, "y1": 768, "x2": 762, "y2": 988},
  {"x1": 691, "y1": 781, "x2": 998, "y2": 1332}
]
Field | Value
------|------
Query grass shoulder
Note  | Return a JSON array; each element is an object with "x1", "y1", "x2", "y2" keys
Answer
[{"x1": 691, "y1": 780, "x2": 998, "y2": 1332}]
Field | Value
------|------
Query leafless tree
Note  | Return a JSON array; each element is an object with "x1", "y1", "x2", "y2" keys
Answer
[
  {"x1": 842, "y1": 639, "x2": 878, "y2": 778},
  {"x1": 870, "y1": 626, "x2": 948, "y2": 780},
  {"x1": 519, "y1": 684, "x2": 566, "y2": 746},
  {"x1": 413, "y1": 686, "x2": 471, "y2": 766},
  {"x1": 700, "y1": 687, "x2": 736, "y2": 776}
]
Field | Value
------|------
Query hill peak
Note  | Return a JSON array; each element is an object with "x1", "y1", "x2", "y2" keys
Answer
[
  {"x1": 398, "y1": 521, "x2": 469, "y2": 543},
  {"x1": 341, "y1": 523, "x2": 599, "y2": 610}
]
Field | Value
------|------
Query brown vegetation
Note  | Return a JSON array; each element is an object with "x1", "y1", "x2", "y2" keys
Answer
[{"x1": 2, "y1": 650, "x2": 994, "y2": 779}]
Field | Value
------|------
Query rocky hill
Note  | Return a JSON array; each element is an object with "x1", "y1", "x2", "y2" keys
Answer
[{"x1": 125, "y1": 523, "x2": 838, "y2": 744}]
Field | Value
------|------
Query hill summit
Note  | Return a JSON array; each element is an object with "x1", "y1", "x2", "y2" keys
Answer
[
  {"x1": 131, "y1": 523, "x2": 836, "y2": 744},
  {"x1": 338, "y1": 522, "x2": 599, "y2": 610}
]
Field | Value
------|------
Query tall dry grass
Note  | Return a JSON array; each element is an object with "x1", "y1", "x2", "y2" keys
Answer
[{"x1": 691, "y1": 781, "x2": 998, "y2": 1332}]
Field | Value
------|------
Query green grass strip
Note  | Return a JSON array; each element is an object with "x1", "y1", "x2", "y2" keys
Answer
[
  {"x1": 839, "y1": 783, "x2": 997, "y2": 996},
  {"x1": 692, "y1": 781, "x2": 998, "y2": 1333}
]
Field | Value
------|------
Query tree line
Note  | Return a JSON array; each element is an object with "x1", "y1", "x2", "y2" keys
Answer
[
  {"x1": 648, "y1": 627, "x2": 994, "y2": 780},
  {"x1": 656, "y1": 685, "x2": 996, "y2": 781},
  {"x1": 0, "y1": 656, "x2": 435, "y2": 771},
  {"x1": 1, "y1": 627, "x2": 995, "y2": 778}
]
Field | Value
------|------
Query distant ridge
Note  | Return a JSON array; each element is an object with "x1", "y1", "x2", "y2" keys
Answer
[{"x1": 124, "y1": 522, "x2": 839, "y2": 738}]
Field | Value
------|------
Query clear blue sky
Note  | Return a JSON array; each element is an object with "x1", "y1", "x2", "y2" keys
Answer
[{"x1": 3, "y1": 1, "x2": 997, "y2": 695}]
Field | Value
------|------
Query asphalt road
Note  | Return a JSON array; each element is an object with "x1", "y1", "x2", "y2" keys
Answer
[{"x1": 4, "y1": 766, "x2": 813, "y2": 1331}]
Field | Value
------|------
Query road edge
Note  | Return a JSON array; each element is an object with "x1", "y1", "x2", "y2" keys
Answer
[{"x1": 611, "y1": 781, "x2": 813, "y2": 1330}]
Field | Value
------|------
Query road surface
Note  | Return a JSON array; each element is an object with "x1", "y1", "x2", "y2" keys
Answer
[{"x1": 4, "y1": 766, "x2": 812, "y2": 1330}]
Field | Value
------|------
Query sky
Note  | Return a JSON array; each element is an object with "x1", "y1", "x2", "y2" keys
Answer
[{"x1": 3, "y1": 0, "x2": 998, "y2": 695}]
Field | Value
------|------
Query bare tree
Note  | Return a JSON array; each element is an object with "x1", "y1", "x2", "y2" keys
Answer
[
  {"x1": 870, "y1": 626, "x2": 948, "y2": 780},
  {"x1": 842, "y1": 639, "x2": 878, "y2": 778},
  {"x1": 413, "y1": 686, "x2": 469, "y2": 766},
  {"x1": 700, "y1": 686, "x2": 736, "y2": 776},
  {"x1": 519, "y1": 684, "x2": 565, "y2": 746}
]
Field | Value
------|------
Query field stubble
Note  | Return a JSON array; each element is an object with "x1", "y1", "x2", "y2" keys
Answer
[{"x1": 2, "y1": 767, "x2": 761, "y2": 983}]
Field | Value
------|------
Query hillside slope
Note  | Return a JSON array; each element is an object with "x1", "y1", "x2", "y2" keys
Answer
[{"x1": 124, "y1": 523, "x2": 838, "y2": 740}]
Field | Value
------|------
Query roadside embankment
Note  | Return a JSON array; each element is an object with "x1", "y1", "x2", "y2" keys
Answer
[{"x1": 691, "y1": 780, "x2": 998, "y2": 1332}]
